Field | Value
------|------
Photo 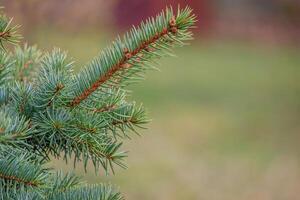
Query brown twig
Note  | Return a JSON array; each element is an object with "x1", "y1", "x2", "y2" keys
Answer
[
  {"x1": 0, "y1": 173, "x2": 38, "y2": 187},
  {"x1": 69, "y1": 17, "x2": 177, "y2": 107}
]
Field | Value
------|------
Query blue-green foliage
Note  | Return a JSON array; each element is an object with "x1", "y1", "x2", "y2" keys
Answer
[
  {"x1": 11, "y1": 44, "x2": 42, "y2": 82},
  {"x1": 0, "y1": 6, "x2": 195, "y2": 199},
  {"x1": 0, "y1": 7, "x2": 21, "y2": 49},
  {"x1": 48, "y1": 184, "x2": 123, "y2": 200}
]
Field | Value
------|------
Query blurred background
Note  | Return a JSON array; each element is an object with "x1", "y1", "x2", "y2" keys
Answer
[{"x1": 2, "y1": 0, "x2": 300, "y2": 199}]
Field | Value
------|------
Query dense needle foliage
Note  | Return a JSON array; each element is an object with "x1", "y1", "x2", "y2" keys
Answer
[{"x1": 0, "y1": 6, "x2": 195, "y2": 199}]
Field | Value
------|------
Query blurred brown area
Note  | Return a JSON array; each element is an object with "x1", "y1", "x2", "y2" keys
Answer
[
  {"x1": 213, "y1": 0, "x2": 300, "y2": 45},
  {"x1": 1, "y1": 0, "x2": 115, "y2": 32},
  {"x1": 2, "y1": 0, "x2": 300, "y2": 45}
]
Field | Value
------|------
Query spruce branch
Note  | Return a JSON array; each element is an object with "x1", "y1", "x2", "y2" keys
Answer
[
  {"x1": 69, "y1": 6, "x2": 196, "y2": 107},
  {"x1": 0, "y1": 146, "x2": 49, "y2": 194},
  {"x1": 31, "y1": 107, "x2": 127, "y2": 173},
  {"x1": 0, "y1": 7, "x2": 21, "y2": 49},
  {"x1": 9, "y1": 82, "x2": 34, "y2": 117},
  {"x1": 0, "y1": 110, "x2": 33, "y2": 147},
  {"x1": 11, "y1": 44, "x2": 42, "y2": 82},
  {"x1": 33, "y1": 48, "x2": 74, "y2": 110},
  {"x1": 0, "y1": 5, "x2": 196, "y2": 199},
  {"x1": 83, "y1": 88, "x2": 126, "y2": 114}
]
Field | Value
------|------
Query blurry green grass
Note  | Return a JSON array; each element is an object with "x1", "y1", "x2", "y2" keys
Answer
[{"x1": 28, "y1": 29, "x2": 300, "y2": 200}]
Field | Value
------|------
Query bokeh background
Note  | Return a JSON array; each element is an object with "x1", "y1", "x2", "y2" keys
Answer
[{"x1": 2, "y1": 0, "x2": 300, "y2": 199}]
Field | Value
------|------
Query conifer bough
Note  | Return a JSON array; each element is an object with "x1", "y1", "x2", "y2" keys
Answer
[{"x1": 0, "y1": 6, "x2": 195, "y2": 199}]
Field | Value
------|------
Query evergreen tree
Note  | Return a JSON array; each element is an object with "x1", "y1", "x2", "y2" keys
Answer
[{"x1": 0, "y1": 6, "x2": 195, "y2": 199}]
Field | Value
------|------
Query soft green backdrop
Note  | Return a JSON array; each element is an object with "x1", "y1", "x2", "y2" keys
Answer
[{"x1": 28, "y1": 29, "x2": 300, "y2": 200}]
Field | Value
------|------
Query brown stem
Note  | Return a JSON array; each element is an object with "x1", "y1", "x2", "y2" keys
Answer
[
  {"x1": 0, "y1": 173, "x2": 38, "y2": 187},
  {"x1": 69, "y1": 17, "x2": 177, "y2": 107},
  {"x1": 0, "y1": 31, "x2": 10, "y2": 39}
]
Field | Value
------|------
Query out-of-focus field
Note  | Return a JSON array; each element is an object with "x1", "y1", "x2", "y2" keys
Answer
[{"x1": 30, "y1": 29, "x2": 300, "y2": 200}]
